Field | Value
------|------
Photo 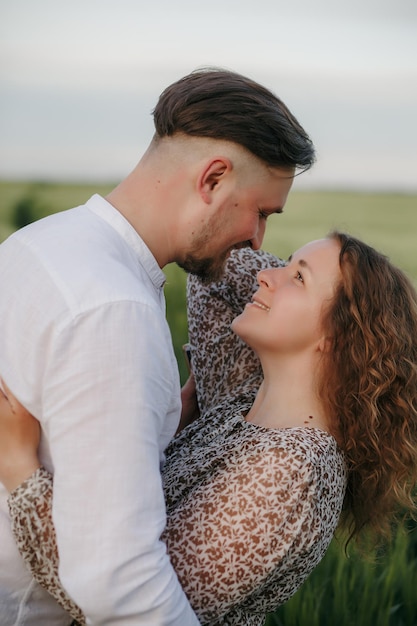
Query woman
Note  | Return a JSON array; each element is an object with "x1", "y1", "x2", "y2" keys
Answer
[{"x1": 1, "y1": 232, "x2": 417, "y2": 626}]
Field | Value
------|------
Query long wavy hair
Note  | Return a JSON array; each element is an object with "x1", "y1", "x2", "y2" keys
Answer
[{"x1": 319, "y1": 231, "x2": 417, "y2": 546}]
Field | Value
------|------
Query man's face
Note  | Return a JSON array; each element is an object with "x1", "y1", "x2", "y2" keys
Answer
[{"x1": 177, "y1": 167, "x2": 295, "y2": 282}]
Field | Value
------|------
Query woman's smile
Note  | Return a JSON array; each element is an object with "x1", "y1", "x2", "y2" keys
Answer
[{"x1": 249, "y1": 298, "x2": 270, "y2": 312}]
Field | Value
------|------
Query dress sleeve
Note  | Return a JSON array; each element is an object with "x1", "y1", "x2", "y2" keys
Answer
[
  {"x1": 187, "y1": 248, "x2": 284, "y2": 415},
  {"x1": 8, "y1": 442, "x2": 330, "y2": 626},
  {"x1": 161, "y1": 439, "x2": 321, "y2": 624},
  {"x1": 8, "y1": 468, "x2": 86, "y2": 625}
]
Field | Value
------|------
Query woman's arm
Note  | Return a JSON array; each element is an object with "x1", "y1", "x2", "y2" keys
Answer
[
  {"x1": 0, "y1": 386, "x2": 84, "y2": 623},
  {"x1": 9, "y1": 440, "x2": 320, "y2": 625},
  {"x1": 161, "y1": 438, "x2": 321, "y2": 623},
  {"x1": 187, "y1": 248, "x2": 284, "y2": 415},
  {"x1": 0, "y1": 382, "x2": 41, "y2": 491},
  {"x1": 8, "y1": 468, "x2": 86, "y2": 625}
]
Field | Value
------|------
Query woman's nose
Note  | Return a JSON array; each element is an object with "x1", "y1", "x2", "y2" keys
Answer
[
  {"x1": 257, "y1": 268, "x2": 275, "y2": 288},
  {"x1": 257, "y1": 266, "x2": 284, "y2": 289}
]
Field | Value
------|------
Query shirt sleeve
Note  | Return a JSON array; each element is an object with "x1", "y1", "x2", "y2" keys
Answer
[
  {"x1": 187, "y1": 248, "x2": 284, "y2": 415},
  {"x1": 40, "y1": 302, "x2": 199, "y2": 626}
]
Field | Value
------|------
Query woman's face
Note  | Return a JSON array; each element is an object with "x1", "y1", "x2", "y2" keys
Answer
[{"x1": 232, "y1": 238, "x2": 342, "y2": 355}]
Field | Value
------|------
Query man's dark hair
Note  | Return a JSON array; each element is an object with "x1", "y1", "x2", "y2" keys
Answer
[{"x1": 153, "y1": 67, "x2": 315, "y2": 171}]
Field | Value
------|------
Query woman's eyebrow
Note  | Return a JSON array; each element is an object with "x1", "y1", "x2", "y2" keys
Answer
[{"x1": 287, "y1": 255, "x2": 312, "y2": 273}]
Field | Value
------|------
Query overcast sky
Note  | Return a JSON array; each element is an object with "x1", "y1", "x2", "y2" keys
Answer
[{"x1": 1, "y1": 0, "x2": 416, "y2": 190}]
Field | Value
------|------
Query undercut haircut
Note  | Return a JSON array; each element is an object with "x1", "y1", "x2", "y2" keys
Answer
[{"x1": 152, "y1": 67, "x2": 315, "y2": 172}]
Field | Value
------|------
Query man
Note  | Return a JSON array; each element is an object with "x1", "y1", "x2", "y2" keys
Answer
[{"x1": 0, "y1": 67, "x2": 315, "y2": 625}]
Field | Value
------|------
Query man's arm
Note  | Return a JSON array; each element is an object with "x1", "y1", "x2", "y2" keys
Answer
[{"x1": 43, "y1": 301, "x2": 199, "y2": 625}]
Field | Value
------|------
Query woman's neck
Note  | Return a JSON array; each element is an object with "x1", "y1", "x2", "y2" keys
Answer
[{"x1": 246, "y1": 355, "x2": 329, "y2": 432}]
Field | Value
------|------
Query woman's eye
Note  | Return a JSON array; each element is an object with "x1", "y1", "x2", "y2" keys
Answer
[
  {"x1": 295, "y1": 271, "x2": 304, "y2": 283},
  {"x1": 258, "y1": 209, "x2": 268, "y2": 219}
]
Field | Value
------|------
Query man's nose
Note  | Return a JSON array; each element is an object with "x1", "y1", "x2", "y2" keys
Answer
[{"x1": 250, "y1": 220, "x2": 266, "y2": 250}]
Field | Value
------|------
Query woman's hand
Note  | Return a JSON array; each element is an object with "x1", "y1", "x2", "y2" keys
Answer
[
  {"x1": 0, "y1": 380, "x2": 41, "y2": 492},
  {"x1": 177, "y1": 374, "x2": 200, "y2": 435}
]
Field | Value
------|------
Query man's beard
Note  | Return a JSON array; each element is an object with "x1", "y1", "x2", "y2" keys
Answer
[
  {"x1": 177, "y1": 216, "x2": 251, "y2": 283},
  {"x1": 177, "y1": 251, "x2": 229, "y2": 284}
]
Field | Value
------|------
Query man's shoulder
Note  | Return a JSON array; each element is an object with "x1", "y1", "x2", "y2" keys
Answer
[{"x1": 1, "y1": 202, "x2": 163, "y2": 319}]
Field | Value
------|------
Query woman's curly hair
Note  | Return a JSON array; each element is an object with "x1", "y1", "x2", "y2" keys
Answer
[{"x1": 319, "y1": 231, "x2": 417, "y2": 546}]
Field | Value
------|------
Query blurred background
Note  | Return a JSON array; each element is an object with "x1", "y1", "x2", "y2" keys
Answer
[{"x1": 1, "y1": 0, "x2": 416, "y2": 191}]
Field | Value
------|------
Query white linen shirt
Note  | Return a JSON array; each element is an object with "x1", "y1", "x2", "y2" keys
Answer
[{"x1": 0, "y1": 195, "x2": 199, "y2": 625}]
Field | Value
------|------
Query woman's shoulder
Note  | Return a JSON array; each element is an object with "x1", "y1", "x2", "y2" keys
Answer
[{"x1": 236, "y1": 424, "x2": 347, "y2": 486}]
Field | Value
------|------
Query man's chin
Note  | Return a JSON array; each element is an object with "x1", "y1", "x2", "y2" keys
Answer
[
  {"x1": 178, "y1": 255, "x2": 228, "y2": 284},
  {"x1": 191, "y1": 263, "x2": 227, "y2": 284},
  {"x1": 233, "y1": 241, "x2": 252, "y2": 251}
]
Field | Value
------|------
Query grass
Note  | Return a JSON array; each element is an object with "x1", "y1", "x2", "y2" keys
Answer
[
  {"x1": 1, "y1": 180, "x2": 417, "y2": 624},
  {"x1": 1, "y1": 180, "x2": 416, "y2": 384},
  {"x1": 261, "y1": 189, "x2": 417, "y2": 283},
  {"x1": 265, "y1": 526, "x2": 417, "y2": 626}
]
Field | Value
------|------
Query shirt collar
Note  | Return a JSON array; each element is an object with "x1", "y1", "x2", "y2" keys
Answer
[{"x1": 86, "y1": 194, "x2": 166, "y2": 290}]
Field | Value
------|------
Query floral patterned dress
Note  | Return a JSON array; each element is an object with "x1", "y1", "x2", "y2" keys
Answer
[{"x1": 8, "y1": 248, "x2": 347, "y2": 626}]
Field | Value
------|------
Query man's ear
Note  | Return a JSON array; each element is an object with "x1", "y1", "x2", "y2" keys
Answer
[{"x1": 198, "y1": 158, "x2": 231, "y2": 204}]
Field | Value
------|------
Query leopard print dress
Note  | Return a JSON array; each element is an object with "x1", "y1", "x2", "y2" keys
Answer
[{"x1": 8, "y1": 248, "x2": 347, "y2": 626}]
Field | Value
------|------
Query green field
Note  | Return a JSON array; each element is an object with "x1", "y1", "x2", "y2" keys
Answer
[
  {"x1": 2, "y1": 180, "x2": 416, "y2": 383},
  {"x1": 2, "y1": 181, "x2": 416, "y2": 277},
  {"x1": 1, "y1": 180, "x2": 417, "y2": 625}
]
